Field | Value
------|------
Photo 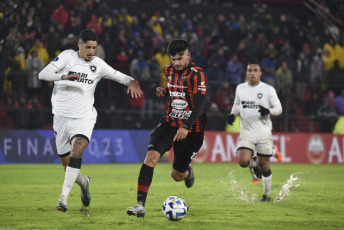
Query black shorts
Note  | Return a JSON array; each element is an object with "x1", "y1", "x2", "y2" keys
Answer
[{"x1": 148, "y1": 121, "x2": 204, "y2": 173}]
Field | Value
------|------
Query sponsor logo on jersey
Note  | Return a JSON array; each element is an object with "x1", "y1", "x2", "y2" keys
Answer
[
  {"x1": 169, "y1": 91, "x2": 185, "y2": 97},
  {"x1": 53, "y1": 57, "x2": 59, "y2": 62},
  {"x1": 169, "y1": 108, "x2": 192, "y2": 119},
  {"x1": 171, "y1": 99, "x2": 188, "y2": 109},
  {"x1": 68, "y1": 71, "x2": 94, "y2": 84},
  {"x1": 257, "y1": 93, "x2": 263, "y2": 99},
  {"x1": 241, "y1": 101, "x2": 260, "y2": 109},
  {"x1": 198, "y1": 82, "x2": 206, "y2": 91},
  {"x1": 90, "y1": 65, "x2": 97, "y2": 72},
  {"x1": 167, "y1": 83, "x2": 188, "y2": 89}
]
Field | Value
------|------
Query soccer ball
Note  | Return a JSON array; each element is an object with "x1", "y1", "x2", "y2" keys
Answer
[{"x1": 162, "y1": 196, "x2": 187, "y2": 221}]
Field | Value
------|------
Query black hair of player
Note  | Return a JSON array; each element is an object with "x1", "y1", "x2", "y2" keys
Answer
[
  {"x1": 79, "y1": 29, "x2": 98, "y2": 43},
  {"x1": 167, "y1": 39, "x2": 188, "y2": 56},
  {"x1": 246, "y1": 61, "x2": 261, "y2": 70},
  {"x1": 247, "y1": 60, "x2": 260, "y2": 66}
]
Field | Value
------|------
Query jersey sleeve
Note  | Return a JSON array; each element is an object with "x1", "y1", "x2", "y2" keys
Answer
[
  {"x1": 269, "y1": 87, "x2": 283, "y2": 116},
  {"x1": 50, "y1": 50, "x2": 70, "y2": 70},
  {"x1": 38, "y1": 51, "x2": 70, "y2": 81},
  {"x1": 100, "y1": 59, "x2": 134, "y2": 86},
  {"x1": 183, "y1": 71, "x2": 207, "y2": 129},
  {"x1": 231, "y1": 85, "x2": 241, "y2": 116}
]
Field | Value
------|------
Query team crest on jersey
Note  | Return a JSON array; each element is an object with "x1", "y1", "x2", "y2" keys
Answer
[
  {"x1": 257, "y1": 93, "x2": 263, "y2": 99},
  {"x1": 181, "y1": 75, "x2": 188, "y2": 82},
  {"x1": 90, "y1": 65, "x2": 97, "y2": 72}
]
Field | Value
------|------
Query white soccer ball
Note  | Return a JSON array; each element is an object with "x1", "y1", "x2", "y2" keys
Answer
[{"x1": 162, "y1": 196, "x2": 187, "y2": 221}]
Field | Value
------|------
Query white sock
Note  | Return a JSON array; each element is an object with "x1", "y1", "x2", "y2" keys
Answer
[
  {"x1": 262, "y1": 174, "x2": 272, "y2": 197},
  {"x1": 61, "y1": 166, "x2": 80, "y2": 199},
  {"x1": 271, "y1": 148, "x2": 276, "y2": 157},
  {"x1": 75, "y1": 172, "x2": 85, "y2": 187},
  {"x1": 249, "y1": 158, "x2": 257, "y2": 167}
]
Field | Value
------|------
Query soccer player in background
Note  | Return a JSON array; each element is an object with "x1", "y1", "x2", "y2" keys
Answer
[
  {"x1": 126, "y1": 39, "x2": 208, "y2": 217},
  {"x1": 227, "y1": 62, "x2": 282, "y2": 201},
  {"x1": 38, "y1": 29, "x2": 142, "y2": 212}
]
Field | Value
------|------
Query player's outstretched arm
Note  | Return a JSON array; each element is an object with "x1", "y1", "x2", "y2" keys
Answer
[{"x1": 127, "y1": 80, "x2": 143, "y2": 98}]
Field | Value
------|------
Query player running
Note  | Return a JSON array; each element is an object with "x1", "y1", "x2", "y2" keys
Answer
[
  {"x1": 39, "y1": 29, "x2": 142, "y2": 212},
  {"x1": 126, "y1": 39, "x2": 208, "y2": 217},
  {"x1": 227, "y1": 62, "x2": 282, "y2": 201}
]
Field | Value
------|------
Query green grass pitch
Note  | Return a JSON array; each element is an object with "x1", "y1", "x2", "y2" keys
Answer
[{"x1": 0, "y1": 163, "x2": 343, "y2": 229}]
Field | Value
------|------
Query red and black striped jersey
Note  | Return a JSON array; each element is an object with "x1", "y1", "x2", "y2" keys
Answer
[{"x1": 162, "y1": 62, "x2": 207, "y2": 132}]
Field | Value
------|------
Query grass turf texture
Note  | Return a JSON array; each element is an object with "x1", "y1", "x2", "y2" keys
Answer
[{"x1": 0, "y1": 163, "x2": 343, "y2": 230}]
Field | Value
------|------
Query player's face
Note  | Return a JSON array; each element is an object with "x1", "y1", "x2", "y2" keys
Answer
[
  {"x1": 246, "y1": 64, "x2": 262, "y2": 86},
  {"x1": 170, "y1": 50, "x2": 190, "y2": 71},
  {"x1": 78, "y1": 40, "x2": 97, "y2": 61}
]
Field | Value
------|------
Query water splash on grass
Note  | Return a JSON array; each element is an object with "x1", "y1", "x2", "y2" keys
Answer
[
  {"x1": 228, "y1": 170, "x2": 259, "y2": 202},
  {"x1": 274, "y1": 172, "x2": 302, "y2": 202},
  {"x1": 225, "y1": 170, "x2": 303, "y2": 202}
]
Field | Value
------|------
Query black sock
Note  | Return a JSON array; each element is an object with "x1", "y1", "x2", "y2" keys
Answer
[
  {"x1": 68, "y1": 157, "x2": 82, "y2": 169},
  {"x1": 137, "y1": 164, "x2": 154, "y2": 206},
  {"x1": 262, "y1": 169, "x2": 272, "y2": 177}
]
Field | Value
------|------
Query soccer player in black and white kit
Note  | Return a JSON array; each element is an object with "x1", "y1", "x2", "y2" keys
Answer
[
  {"x1": 38, "y1": 29, "x2": 142, "y2": 212},
  {"x1": 126, "y1": 39, "x2": 207, "y2": 217},
  {"x1": 227, "y1": 62, "x2": 282, "y2": 201}
]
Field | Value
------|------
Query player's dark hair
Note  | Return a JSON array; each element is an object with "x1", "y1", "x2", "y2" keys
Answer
[
  {"x1": 79, "y1": 29, "x2": 98, "y2": 43},
  {"x1": 167, "y1": 39, "x2": 188, "y2": 56},
  {"x1": 246, "y1": 61, "x2": 261, "y2": 70}
]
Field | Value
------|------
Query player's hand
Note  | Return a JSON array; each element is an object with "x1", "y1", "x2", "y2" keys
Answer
[
  {"x1": 127, "y1": 80, "x2": 143, "y2": 98},
  {"x1": 156, "y1": 87, "x2": 167, "y2": 97},
  {"x1": 227, "y1": 114, "x2": 235, "y2": 125},
  {"x1": 61, "y1": 74, "x2": 81, "y2": 81},
  {"x1": 173, "y1": 127, "x2": 188, "y2": 142},
  {"x1": 258, "y1": 105, "x2": 270, "y2": 116}
]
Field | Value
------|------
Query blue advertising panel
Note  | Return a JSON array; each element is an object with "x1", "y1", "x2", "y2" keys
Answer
[{"x1": 0, "y1": 130, "x2": 151, "y2": 164}]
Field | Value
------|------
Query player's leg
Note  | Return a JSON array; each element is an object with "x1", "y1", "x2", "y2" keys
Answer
[
  {"x1": 58, "y1": 135, "x2": 89, "y2": 211},
  {"x1": 257, "y1": 138, "x2": 273, "y2": 201},
  {"x1": 272, "y1": 146, "x2": 282, "y2": 162},
  {"x1": 59, "y1": 153, "x2": 88, "y2": 205},
  {"x1": 171, "y1": 131, "x2": 203, "y2": 188},
  {"x1": 250, "y1": 167, "x2": 260, "y2": 184},
  {"x1": 126, "y1": 149, "x2": 160, "y2": 218},
  {"x1": 56, "y1": 114, "x2": 95, "y2": 212},
  {"x1": 257, "y1": 155, "x2": 271, "y2": 201},
  {"x1": 127, "y1": 122, "x2": 173, "y2": 218},
  {"x1": 249, "y1": 150, "x2": 260, "y2": 184}
]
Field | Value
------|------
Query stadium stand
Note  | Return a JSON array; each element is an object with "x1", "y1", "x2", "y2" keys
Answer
[{"x1": 0, "y1": 0, "x2": 343, "y2": 132}]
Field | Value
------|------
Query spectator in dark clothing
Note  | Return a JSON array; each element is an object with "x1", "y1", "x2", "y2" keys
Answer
[
  {"x1": 7, "y1": 61, "x2": 27, "y2": 105},
  {"x1": 46, "y1": 25, "x2": 62, "y2": 60},
  {"x1": 306, "y1": 92, "x2": 323, "y2": 119},
  {"x1": 191, "y1": 49, "x2": 207, "y2": 70},
  {"x1": 295, "y1": 52, "x2": 310, "y2": 101},
  {"x1": 317, "y1": 98, "x2": 338, "y2": 132},
  {"x1": 327, "y1": 60, "x2": 344, "y2": 96},
  {"x1": 28, "y1": 96, "x2": 45, "y2": 129},
  {"x1": 11, "y1": 95, "x2": 30, "y2": 129}
]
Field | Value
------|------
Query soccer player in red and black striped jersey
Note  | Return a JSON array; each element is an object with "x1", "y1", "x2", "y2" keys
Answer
[{"x1": 127, "y1": 39, "x2": 208, "y2": 218}]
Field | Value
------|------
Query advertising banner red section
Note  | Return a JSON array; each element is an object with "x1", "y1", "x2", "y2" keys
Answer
[{"x1": 169, "y1": 132, "x2": 344, "y2": 164}]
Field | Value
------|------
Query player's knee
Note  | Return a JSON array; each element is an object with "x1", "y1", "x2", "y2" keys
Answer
[
  {"x1": 144, "y1": 151, "x2": 160, "y2": 167},
  {"x1": 238, "y1": 159, "x2": 250, "y2": 168}
]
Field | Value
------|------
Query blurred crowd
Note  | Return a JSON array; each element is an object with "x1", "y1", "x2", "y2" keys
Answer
[{"x1": 0, "y1": 0, "x2": 344, "y2": 132}]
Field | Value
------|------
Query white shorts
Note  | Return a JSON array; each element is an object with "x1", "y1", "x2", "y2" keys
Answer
[
  {"x1": 237, "y1": 133, "x2": 272, "y2": 156},
  {"x1": 53, "y1": 112, "x2": 97, "y2": 156}
]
